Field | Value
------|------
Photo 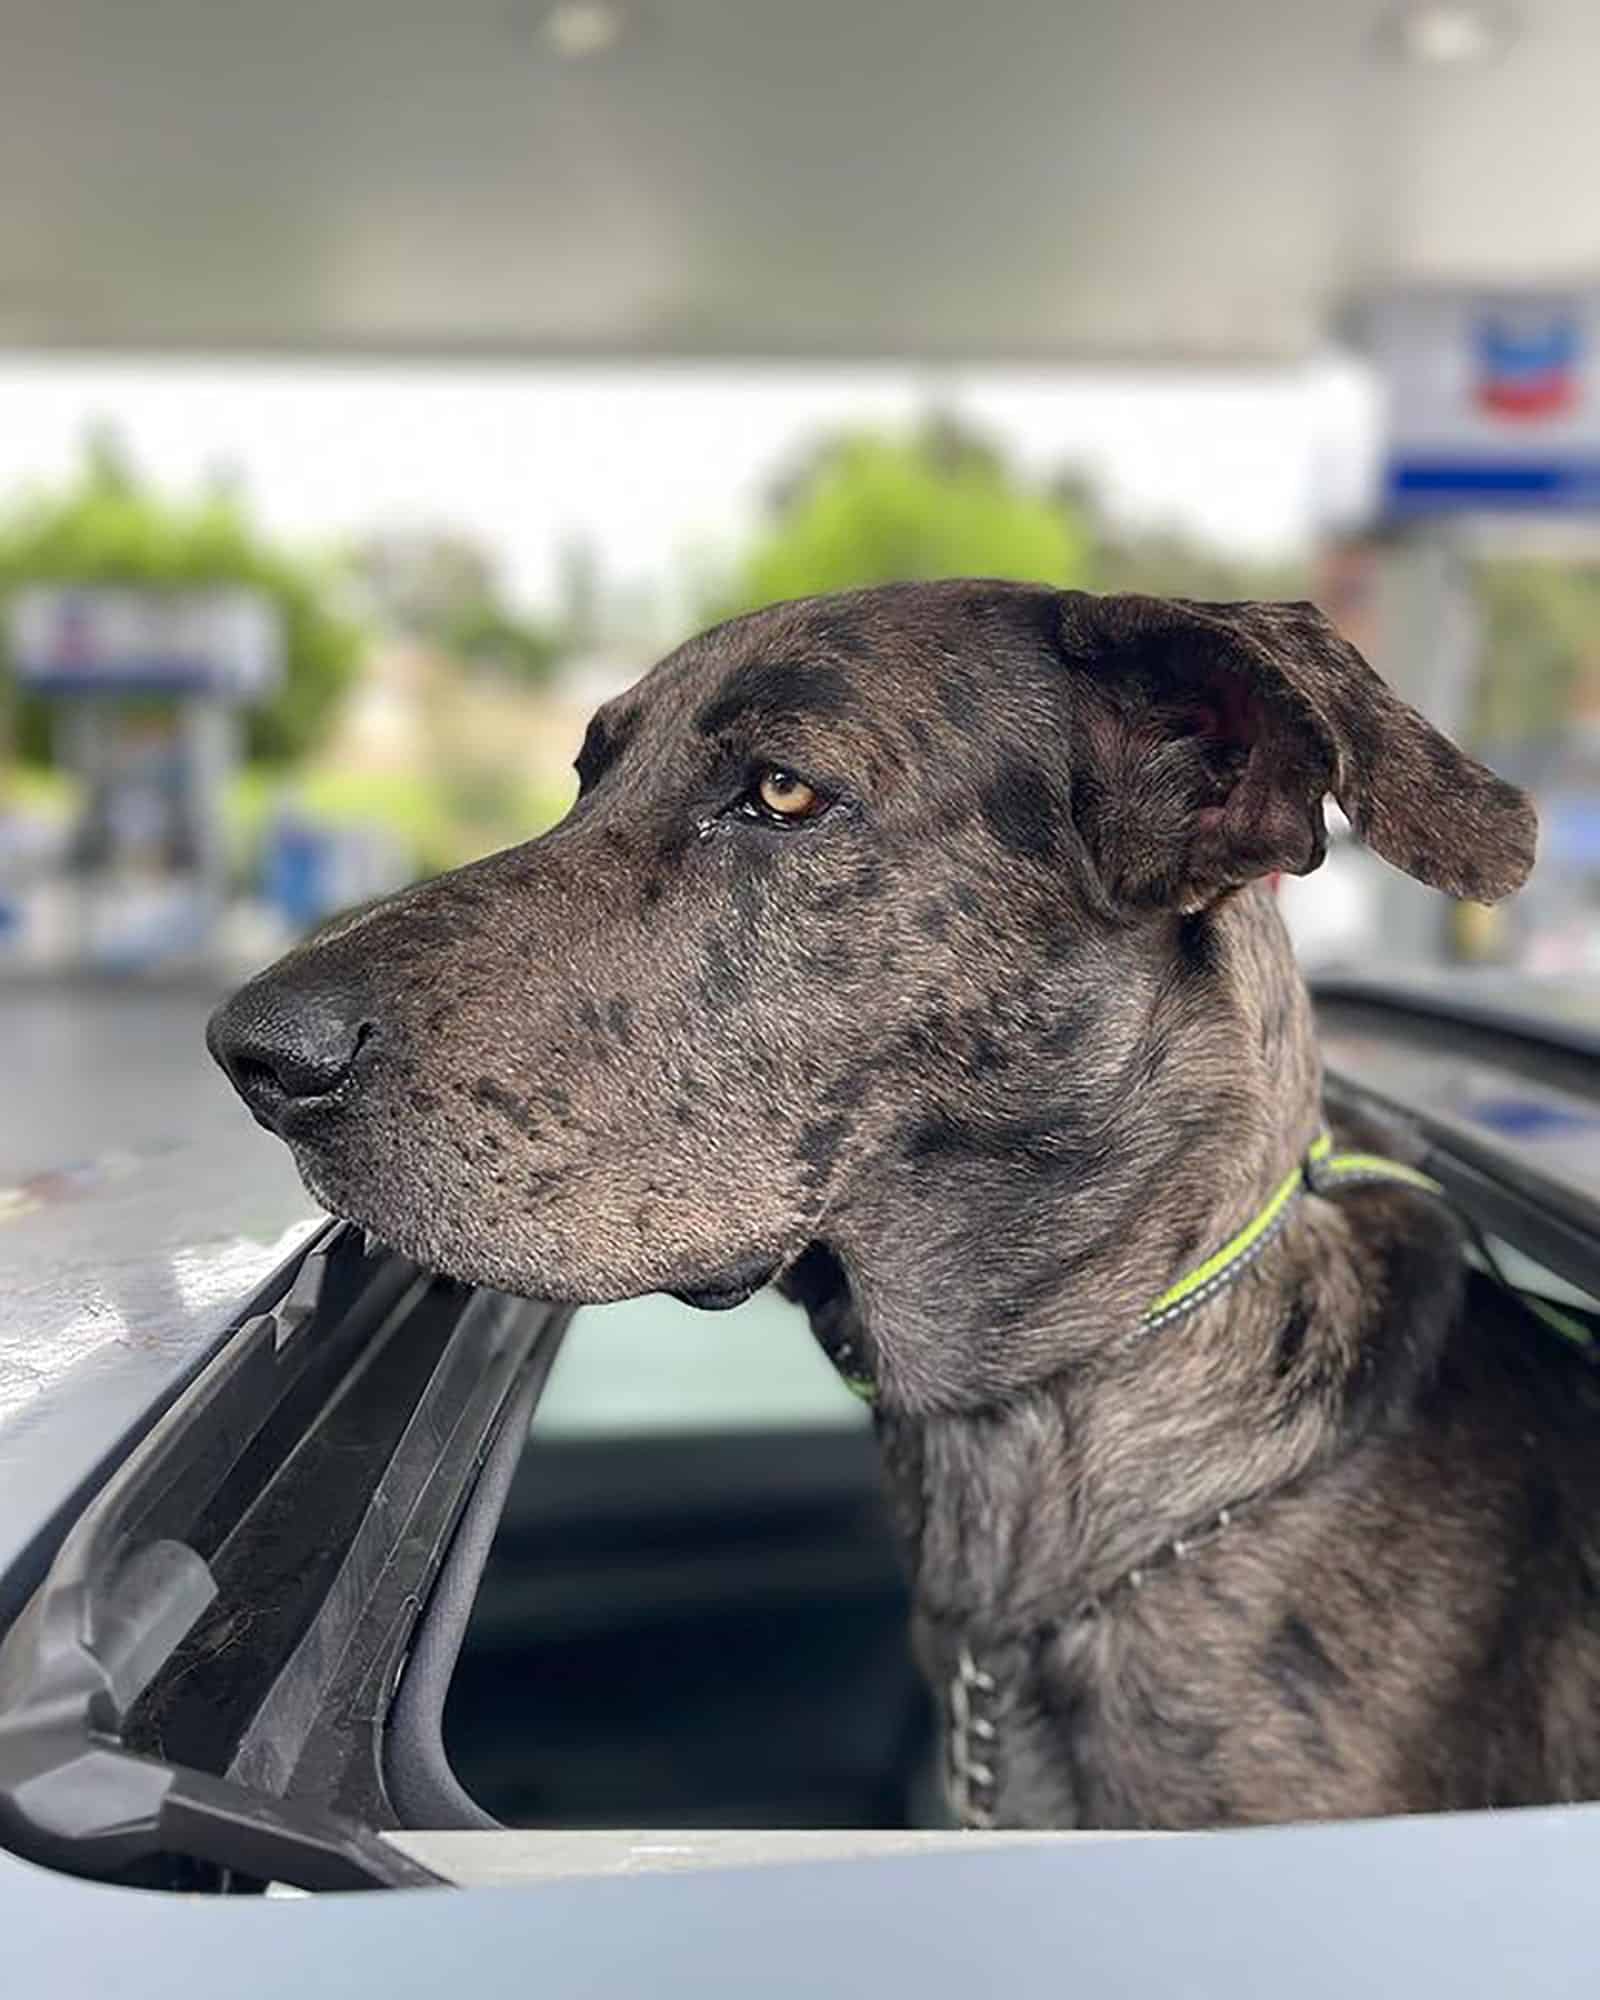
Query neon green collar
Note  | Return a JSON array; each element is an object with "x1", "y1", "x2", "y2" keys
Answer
[
  {"x1": 1140, "y1": 1132, "x2": 1443, "y2": 1332},
  {"x1": 828, "y1": 1131, "x2": 1444, "y2": 1402}
]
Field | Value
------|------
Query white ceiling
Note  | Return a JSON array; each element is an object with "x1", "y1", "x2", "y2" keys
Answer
[{"x1": 2, "y1": 0, "x2": 1598, "y2": 364}]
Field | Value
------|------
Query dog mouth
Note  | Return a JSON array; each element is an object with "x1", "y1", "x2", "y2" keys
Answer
[
  {"x1": 297, "y1": 1141, "x2": 786, "y2": 1314},
  {"x1": 668, "y1": 1259, "x2": 783, "y2": 1312}
]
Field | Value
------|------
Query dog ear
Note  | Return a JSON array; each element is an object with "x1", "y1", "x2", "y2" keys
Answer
[{"x1": 1056, "y1": 592, "x2": 1538, "y2": 912}]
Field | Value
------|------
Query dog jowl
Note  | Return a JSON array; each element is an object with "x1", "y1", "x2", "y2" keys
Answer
[{"x1": 210, "y1": 583, "x2": 1585, "y2": 1831}]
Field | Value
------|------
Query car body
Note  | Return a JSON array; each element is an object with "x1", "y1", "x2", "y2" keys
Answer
[{"x1": 2, "y1": 971, "x2": 1599, "y2": 1994}]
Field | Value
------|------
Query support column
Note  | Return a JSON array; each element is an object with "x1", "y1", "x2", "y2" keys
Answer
[{"x1": 1367, "y1": 528, "x2": 1481, "y2": 966}]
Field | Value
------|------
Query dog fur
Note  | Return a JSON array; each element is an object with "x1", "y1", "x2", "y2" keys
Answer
[{"x1": 211, "y1": 582, "x2": 1600, "y2": 1831}]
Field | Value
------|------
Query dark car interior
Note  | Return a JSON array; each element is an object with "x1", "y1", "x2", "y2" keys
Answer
[{"x1": 446, "y1": 1411, "x2": 936, "y2": 1830}]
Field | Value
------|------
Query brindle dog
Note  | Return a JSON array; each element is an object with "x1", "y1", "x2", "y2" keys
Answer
[{"x1": 210, "y1": 582, "x2": 1600, "y2": 1831}]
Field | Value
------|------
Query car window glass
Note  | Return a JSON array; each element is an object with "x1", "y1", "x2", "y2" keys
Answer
[
  {"x1": 1478, "y1": 1235, "x2": 1600, "y2": 1315},
  {"x1": 532, "y1": 1287, "x2": 868, "y2": 1437}
]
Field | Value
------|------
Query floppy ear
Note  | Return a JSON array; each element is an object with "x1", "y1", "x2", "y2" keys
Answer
[{"x1": 1056, "y1": 592, "x2": 1538, "y2": 912}]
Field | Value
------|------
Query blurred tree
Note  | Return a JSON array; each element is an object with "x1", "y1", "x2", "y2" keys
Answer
[
  {"x1": 1057, "y1": 470, "x2": 1309, "y2": 603},
  {"x1": 0, "y1": 426, "x2": 362, "y2": 764},
  {"x1": 438, "y1": 599, "x2": 562, "y2": 682},
  {"x1": 1470, "y1": 558, "x2": 1600, "y2": 744},
  {"x1": 555, "y1": 536, "x2": 603, "y2": 651},
  {"x1": 709, "y1": 416, "x2": 1091, "y2": 617},
  {"x1": 707, "y1": 416, "x2": 1318, "y2": 629},
  {"x1": 1084, "y1": 524, "x2": 1308, "y2": 604},
  {"x1": 349, "y1": 528, "x2": 499, "y2": 638},
  {"x1": 349, "y1": 527, "x2": 561, "y2": 684}
]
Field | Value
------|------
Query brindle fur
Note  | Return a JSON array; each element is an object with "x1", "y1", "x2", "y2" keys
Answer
[{"x1": 210, "y1": 582, "x2": 1600, "y2": 1831}]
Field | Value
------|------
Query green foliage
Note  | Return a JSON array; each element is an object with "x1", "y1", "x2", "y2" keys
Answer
[
  {"x1": 0, "y1": 428, "x2": 362, "y2": 764},
  {"x1": 709, "y1": 419, "x2": 1091, "y2": 618},
  {"x1": 706, "y1": 415, "x2": 1315, "y2": 634},
  {"x1": 1085, "y1": 524, "x2": 1308, "y2": 606},
  {"x1": 227, "y1": 765, "x2": 570, "y2": 880},
  {"x1": 438, "y1": 600, "x2": 562, "y2": 684},
  {"x1": 1471, "y1": 558, "x2": 1600, "y2": 744},
  {"x1": 349, "y1": 528, "x2": 561, "y2": 685}
]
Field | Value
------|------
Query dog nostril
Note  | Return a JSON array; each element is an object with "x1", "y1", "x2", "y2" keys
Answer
[
  {"x1": 232, "y1": 1053, "x2": 287, "y2": 1103},
  {"x1": 208, "y1": 986, "x2": 377, "y2": 1122},
  {"x1": 228, "y1": 1038, "x2": 359, "y2": 1105}
]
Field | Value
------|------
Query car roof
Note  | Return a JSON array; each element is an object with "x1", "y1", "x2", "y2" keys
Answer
[{"x1": 4, "y1": 1789, "x2": 1600, "y2": 1997}]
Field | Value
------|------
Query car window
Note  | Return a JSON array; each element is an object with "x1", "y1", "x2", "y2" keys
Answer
[
  {"x1": 532, "y1": 1234, "x2": 1600, "y2": 1442},
  {"x1": 532, "y1": 1287, "x2": 870, "y2": 1436},
  {"x1": 1478, "y1": 1237, "x2": 1600, "y2": 1317}
]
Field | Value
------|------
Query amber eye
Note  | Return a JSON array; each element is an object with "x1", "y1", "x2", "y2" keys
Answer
[{"x1": 754, "y1": 769, "x2": 821, "y2": 819}]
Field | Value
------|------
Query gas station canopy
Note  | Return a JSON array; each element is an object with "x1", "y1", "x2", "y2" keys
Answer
[{"x1": 4, "y1": 0, "x2": 1600, "y2": 366}]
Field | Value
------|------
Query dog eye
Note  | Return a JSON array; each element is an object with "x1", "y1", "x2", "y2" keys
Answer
[{"x1": 749, "y1": 769, "x2": 824, "y2": 822}]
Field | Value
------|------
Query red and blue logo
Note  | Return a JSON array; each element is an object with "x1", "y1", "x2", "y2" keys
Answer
[{"x1": 1474, "y1": 312, "x2": 1583, "y2": 421}]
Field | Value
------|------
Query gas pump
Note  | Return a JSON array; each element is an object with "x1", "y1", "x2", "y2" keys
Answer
[{"x1": 4, "y1": 587, "x2": 281, "y2": 972}]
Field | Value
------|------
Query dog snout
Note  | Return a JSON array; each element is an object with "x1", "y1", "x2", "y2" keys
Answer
[{"x1": 208, "y1": 969, "x2": 375, "y2": 1131}]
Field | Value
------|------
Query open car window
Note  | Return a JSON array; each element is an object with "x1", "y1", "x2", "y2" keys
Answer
[
  {"x1": 439, "y1": 1290, "x2": 918, "y2": 1834},
  {"x1": 534, "y1": 1289, "x2": 867, "y2": 1439}
]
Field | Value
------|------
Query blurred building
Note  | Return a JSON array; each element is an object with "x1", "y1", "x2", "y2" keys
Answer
[{"x1": 6, "y1": 2, "x2": 1600, "y2": 974}]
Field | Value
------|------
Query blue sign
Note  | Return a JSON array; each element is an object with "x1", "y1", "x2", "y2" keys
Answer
[
  {"x1": 1385, "y1": 458, "x2": 1600, "y2": 514},
  {"x1": 7, "y1": 588, "x2": 282, "y2": 699},
  {"x1": 1375, "y1": 290, "x2": 1600, "y2": 518}
]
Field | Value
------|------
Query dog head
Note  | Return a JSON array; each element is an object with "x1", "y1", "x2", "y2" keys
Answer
[{"x1": 209, "y1": 582, "x2": 1534, "y2": 1354}]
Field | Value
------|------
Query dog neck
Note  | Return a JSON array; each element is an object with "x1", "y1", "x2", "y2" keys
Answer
[
  {"x1": 796, "y1": 885, "x2": 1463, "y2": 1637},
  {"x1": 874, "y1": 1190, "x2": 1461, "y2": 1643}
]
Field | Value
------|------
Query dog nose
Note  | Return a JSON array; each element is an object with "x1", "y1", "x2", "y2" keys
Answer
[{"x1": 207, "y1": 974, "x2": 373, "y2": 1128}]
